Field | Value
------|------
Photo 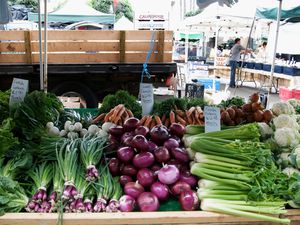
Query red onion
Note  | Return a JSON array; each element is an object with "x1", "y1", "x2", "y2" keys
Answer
[
  {"x1": 169, "y1": 123, "x2": 185, "y2": 138},
  {"x1": 164, "y1": 138, "x2": 179, "y2": 151},
  {"x1": 170, "y1": 135, "x2": 181, "y2": 144},
  {"x1": 179, "y1": 190, "x2": 199, "y2": 211},
  {"x1": 120, "y1": 164, "x2": 138, "y2": 176},
  {"x1": 135, "y1": 126, "x2": 149, "y2": 137},
  {"x1": 119, "y1": 195, "x2": 136, "y2": 212},
  {"x1": 117, "y1": 147, "x2": 135, "y2": 163},
  {"x1": 133, "y1": 152, "x2": 155, "y2": 168},
  {"x1": 109, "y1": 126, "x2": 124, "y2": 137},
  {"x1": 124, "y1": 118, "x2": 140, "y2": 132},
  {"x1": 168, "y1": 159, "x2": 184, "y2": 171},
  {"x1": 179, "y1": 171, "x2": 198, "y2": 188},
  {"x1": 108, "y1": 158, "x2": 120, "y2": 176},
  {"x1": 109, "y1": 134, "x2": 119, "y2": 144},
  {"x1": 119, "y1": 175, "x2": 133, "y2": 186},
  {"x1": 137, "y1": 192, "x2": 160, "y2": 212},
  {"x1": 124, "y1": 182, "x2": 144, "y2": 199},
  {"x1": 154, "y1": 147, "x2": 170, "y2": 163},
  {"x1": 132, "y1": 135, "x2": 149, "y2": 152},
  {"x1": 150, "y1": 125, "x2": 169, "y2": 145},
  {"x1": 171, "y1": 181, "x2": 191, "y2": 196},
  {"x1": 147, "y1": 141, "x2": 158, "y2": 153},
  {"x1": 151, "y1": 164, "x2": 161, "y2": 173},
  {"x1": 150, "y1": 182, "x2": 170, "y2": 201},
  {"x1": 121, "y1": 132, "x2": 134, "y2": 145},
  {"x1": 158, "y1": 165, "x2": 180, "y2": 185},
  {"x1": 170, "y1": 148, "x2": 189, "y2": 163},
  {"x1": 137, "y1": 168, "x2": 155, "y2": 187}
]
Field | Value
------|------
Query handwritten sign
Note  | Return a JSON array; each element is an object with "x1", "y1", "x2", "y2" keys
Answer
[
  {"x1": 9, "y1": 78, "x2": 29, "y2": 107},
  {"x1": 140, "y1": 83, "x2": 154, "y2": 116},
  {"x1": 204, "y1": 106, "x2": 221, "y2": 133}
]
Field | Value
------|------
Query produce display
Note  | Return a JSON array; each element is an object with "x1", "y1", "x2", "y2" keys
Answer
[{"x1": 1, "y1": 88, "x2": 300, "y2": 225}]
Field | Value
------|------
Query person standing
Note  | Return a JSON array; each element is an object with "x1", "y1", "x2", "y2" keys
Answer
[{"x1": 229, "y1": 38, "x2": 248, "y2": 88}]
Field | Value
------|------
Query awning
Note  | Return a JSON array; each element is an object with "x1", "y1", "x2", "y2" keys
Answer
[
  {"x1": 256, "y1": 5, "x2": 300, "y2": 20},
  {"x1": 179, "y1": 33, "x2": 203, "y2": 40}
]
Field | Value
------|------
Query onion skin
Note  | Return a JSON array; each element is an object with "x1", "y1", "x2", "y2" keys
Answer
[
  {"x1": 109, "y1": 158, "x2": 120, "y2": 176},
  {"x1": 154, "y1": 147, "x2": 170, "y2": 163},
  {"x1": 179, "y1": 171, "x2": 198, "y2": 188},
  {"x1": 117, "y1": 147, "x2": 135, "y2": 163},
  {"x1": 124, "y1": 182, "x2": 145, "y2": 199},
  {"x1": 132, "y1": 135, "x2": 149, "y2": 152},
  {"x1": 164, "y1": 138, "x2": 179, "y2": 151},
  {"x1": 124, "y1": 118, "x2": 140, "y2": 132},
  {"x1": 121, "y1": 132, "x2": 134, "y2": 145},
  {"x1": 119, "y1": 175, "x2": 133, "y2": 186},
  {"x1": 170, "y1": 148, "x2": 190, "y2": 163},
  {"x1": 109, "y1": 126, "x2": 124, "y2": 137},
  {"x1": 137, "y1": 168, "x2": 155, "y2": 187},
  {"x1": 150, "y1": 125, "x2": 170, "y2": 145},
  {"x1": 171, "y1": 181, "x2": 191, "y2": 196},
  {"x1": 150, "y1": 182, "x2": 170, "y2": 201},
  {"x1": 147, "y1": 141, "x2": 158, "y2": 153},
  {"x1": 179, "y1": 190, "x2": 199, "y2": 211},
  {"x1": 137, "y1": 192, "x2": 160, "y2": 212},
  {"x1": 158, "y1": 165, "x2": 180, "y2": 185},
  {"x1": 120, "y1": 164, "x2": 138, "y2": 176},
  {"x1": 169, "y1": 123, "x2": 185, "y2": 138},
  {"x1": 135, "y1": 126, "x2": 150, "y2": 137},
  {"x1": 133, "y1": 152, "x2": 155, "y2": 168},
  {"x1": 119, "y1": 195, "x2": 136, "y2": 212}
]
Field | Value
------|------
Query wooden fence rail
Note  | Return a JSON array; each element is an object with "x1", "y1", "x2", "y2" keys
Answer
[{"x1": 0, "y1": 30, "x2": 173, "y2": 64}]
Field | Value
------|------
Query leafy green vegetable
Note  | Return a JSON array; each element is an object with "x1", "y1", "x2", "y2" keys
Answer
[
  {"x1": 185, "y1": 98, "x2": 208, "y2": 109},
  {"x1": 153, "y1": 98, "x2": 187, "y2": 117},
  {"x1": 0, "y1": 90, "x2": 10, "y2": 124},
  {"x1": 99, "y1": 90, "x2": 141, "y2": 118},
  {"x1": 13, "y1": 91, "x2": 63, "y2": 141},
  {"x1": 0, "y1": 118, "x2": 18, "y2": 158},
  {"x1": 219, "y1": 96, "x2": 245, "y2": 108}
]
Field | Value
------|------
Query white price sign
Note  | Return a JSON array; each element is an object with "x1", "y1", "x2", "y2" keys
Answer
[
  {"x1": 9, "y1": 78, "x2": 29, "y2": 107},
  {"x1": 140, "y1": 83, "x2": 154, "y2": 116},
  {"x1": 204, "y1": 106, "x2": 221, "y2": 133}
]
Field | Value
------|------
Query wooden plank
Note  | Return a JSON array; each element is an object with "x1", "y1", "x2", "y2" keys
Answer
[
  {"x1": 125, "y1": 53, "x2": 172, "y2": 63},
  {"x1": 0, "y1": 211, "x2": 298, "y2": 225},
  {"x1": 0, "y1": 31, "x2": 25, "y2": 41},
  {"x1": 157, "y1": 31, "x2": 165, "y2": 62},
  {"x1": 32, "y1": 53, "x2": 119, "y2": 63},
  {"x1": 126, "y1": 42, "x2": 172, "y2": 51},
  {"x1": 0, "y1": 42, "x2": 25, "y2": 52},
  {"x1": 24, "y1": 31, "x2": 32, "y2": 64},
  {"x1": 126, "y1": 31, "x2": 173, "y2": 41},
  {"x1": 31, "y1": 41, "x2": 119, "y2": 52},
  {"x1": 30, "y1": 30, "x2": 120, "y2": 41},
  {"x1": 119, "y1": 31, "x2": 126, "y2": 63},
  {"x1": 0, "y1": 54, "x2": 26, "y2": 63}
]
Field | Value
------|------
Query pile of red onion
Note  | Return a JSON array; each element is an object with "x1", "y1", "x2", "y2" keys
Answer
[{"x1": 108, "y1": 117, "x2": 199, "y2": 212}]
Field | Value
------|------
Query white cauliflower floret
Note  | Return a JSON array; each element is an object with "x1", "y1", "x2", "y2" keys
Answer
[
  {"x1": 257, "y1": 122, "x2": 274, "y2": 139},
  {"x1": 277, "y1": 152, "x2": 291, "y2": 168},
  {"x1": 282, "y1": 167, "x2": 300, "y2": 177},
  {"x1": 274, "y1": 127, "x2": 300, "y2": 147},
  {"x1": 288, "y1": 99, "x2": 300, "y2": 109},
  {"x1": 273, "y1": 114, "x2": 300, "y2": 130},
  {"x1": 271, "y1": 102, "x2": 295, "y2": 116},
  {"x1": 289, "y1": 146, "x2": 300, "y2": 169}
]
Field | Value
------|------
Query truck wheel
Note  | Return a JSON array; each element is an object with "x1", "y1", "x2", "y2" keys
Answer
[{"x1": 51, "y1": 82, "x2": 98, "y2": 108}]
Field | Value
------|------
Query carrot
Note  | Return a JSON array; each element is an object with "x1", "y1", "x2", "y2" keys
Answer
[
  {"x1": 186, "y1": 107, "x2": 196, "y2": 117},
  {"x1": 165, "y1": 118, "x2": 170, "y2": 128},
  {"x1": 161, "y1": 114, "x2": 166, "y2": 124},
  {"x1": 92, "y1": 113, "x2": 106, "y2": 124},
  {"x1": 144, "y1": 116, "x2": 152, "y2": 128},
  {"x1": 104, "y1": 109, "x2": 114, "y2": 122},
  {"x1": 114, "y1": 105, "x2": 126, "y2": 124},
  {"x1": 176, "y1": 115, "x2": 186, "y2": 126},
  {"x1": 139, "y1": 115, "x2": 147, "y2": 126},
  {"x1": 127, "y1": 109, "x2": 134, "y2": 117},
  {"x1": 169, "y1": 111, "x2": 176, "y2": 124},
  {"x1": 175, "y1": 110, "x2": 185, "y2": 117},
  {"x1": 150, "y1": 119, "x2": 156, "y2": 129},
  {"x1": 155, "y1": 116, "x2": 162, "y2": 125}
]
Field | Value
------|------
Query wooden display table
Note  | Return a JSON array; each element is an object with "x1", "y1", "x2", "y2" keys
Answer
[{"x1": 1, "y1": 210, "x2": 300, "y2": 225}]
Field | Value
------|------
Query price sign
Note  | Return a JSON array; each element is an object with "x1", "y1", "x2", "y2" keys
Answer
[
  {"x1": 204, "y1": 106, "x2": 221, "y2": 133},
  {"x1": 140, "y1": 83, "x2": 154, "y2": 116},
  {"x1": 9, "y1": 78, "x2": 29, "y2": 107}
]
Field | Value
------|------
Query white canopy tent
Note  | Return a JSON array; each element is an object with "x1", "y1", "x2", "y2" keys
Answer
[{"x1": 114, "y1": 16, "x2": 134, "y2": 30}]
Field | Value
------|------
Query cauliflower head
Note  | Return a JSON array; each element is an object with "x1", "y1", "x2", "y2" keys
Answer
[
  {"x1": 274, "y1": 127, "x2": 300, "y2": 147},
  {"x1": 282, "y1": 167, "x2": 300, "y2": 177},
  {"x1": 288, "y1": 99, "x2": 300, "y2": 109},
  {"x1": 271, "y1": 102, "x2": 295, "y2": 116},
  {"x1": 289, "y1": 146, "x2": 300, "y2": 169},
  {"x1": 257, "y1": 122, "x2": 274, "y2": 139},
  {"x1": 273, "y1": 114, "x2": 300, "y2": 130}
]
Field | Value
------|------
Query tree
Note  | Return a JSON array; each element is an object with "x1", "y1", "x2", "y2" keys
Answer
[
  {"x1": 90, "y1": 0, "x2": 134, "y2": 22},
  {"x1": 185, "y1": 9, "x2": 202, "y2": 18},
  {"x1": 8, "y1": 0, "x2": 38, "y2": 12},
  {"x1": 196, "y1": 0, "x2": 238, "y2": 8}
]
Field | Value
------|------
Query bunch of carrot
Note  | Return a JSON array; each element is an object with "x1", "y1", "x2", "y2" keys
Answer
[{"x1": 92, "y1": 104, "x2": 134, "y2": 126}]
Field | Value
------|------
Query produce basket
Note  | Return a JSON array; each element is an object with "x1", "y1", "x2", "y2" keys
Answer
[{"x1": 1, "y1": 210, "x2": 300, "y2": 225}]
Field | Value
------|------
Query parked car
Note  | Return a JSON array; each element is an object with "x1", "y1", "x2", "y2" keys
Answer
[{"x1": 64, "y1": 21, "x2": 104, "y2": 30}]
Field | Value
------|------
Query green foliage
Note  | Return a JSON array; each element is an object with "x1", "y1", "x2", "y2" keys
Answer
[
  {"x1": 219, "y1": 96, "x2": 245, "y2": 108},
  {"x1": 0, "y1": 118, "x2": 18, "y2": 159},
  {"x1": 0, "y1": 90, "x2": 10, "y2": 124},
  {"x1": 185, "y1": 9, "x2": 202, "y2": 17},
  {"x1": 8, "y1": 0, "x2": 38, "y2": 11},
  {"x1": 99, "y1": 90, "x2": 141, "y2": 118},
  {"x1": 153, "y1": 98, "x2": 187, "y2": 117},
  {"x1": 90, "y1": 0, "x2": 134, "y2": 21}
]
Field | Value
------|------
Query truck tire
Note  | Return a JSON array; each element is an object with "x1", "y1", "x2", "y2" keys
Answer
[{"x1": 51, "y1": 82, "x2": 98, "y2": 108}]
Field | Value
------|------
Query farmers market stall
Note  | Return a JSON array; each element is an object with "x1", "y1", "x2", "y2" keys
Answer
[{"x1": 2, "y1": 88, "x2": 300, "y2": 225}]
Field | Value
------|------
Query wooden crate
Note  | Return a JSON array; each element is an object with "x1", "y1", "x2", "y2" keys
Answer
[
  {"x1": 0, "y1": 210, "x2": 300, "y2": 225},
  {"x1": 0, "y1": 30, "x2": 173, "y2": 64}
]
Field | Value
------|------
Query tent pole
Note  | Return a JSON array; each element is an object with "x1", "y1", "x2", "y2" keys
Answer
[
  {"x1": 38, "y1": 0, "x2": 43, "y2": 90},
  {"x1": 43, "y1": 0, "x2": 48, "y2": 93},
  {"x1": 213, "y1": 21, "x2": 220, "y2": 91},
  {"x1": 185, "y1": 32, "x2": 189, "y2": 82},
  {"x1": 267, "y1": 0, "x2": 282, "y2": 108}
]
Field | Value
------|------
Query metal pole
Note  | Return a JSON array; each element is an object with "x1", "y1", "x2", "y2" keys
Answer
[
  {"x1": 43, "y1": 0, "x2": 48, "y2": 92},
  {"x1": 213, "y1": 20, "x2": 220, "y2": 91},
  {"x1": 267, "y1": 0, "x2": 282, "y2": 108},
  {"x1": 38, "y1": 0, "x2": 43, "y2": 90}
]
